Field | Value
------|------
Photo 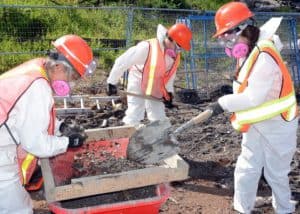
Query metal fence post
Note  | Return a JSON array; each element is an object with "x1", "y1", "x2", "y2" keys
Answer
[{"x1": 290, "y1": 18, "x2": 300, "y2": 87}]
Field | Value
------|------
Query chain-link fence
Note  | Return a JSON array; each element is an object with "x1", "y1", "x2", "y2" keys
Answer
[
  {"x1": 186, "y1": 12, "x2": 300, "y2": 91},
  {"x1": 0, "y1": 5, "x2": 299, "y2": 91}
]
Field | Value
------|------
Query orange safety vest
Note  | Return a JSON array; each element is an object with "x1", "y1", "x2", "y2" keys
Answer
[
  {"x1": 231, "y1": 40, "x2": 298, "y2": 132},
  {"x1": 0, "y1": 58, "x2": 55, "y2": 185},
  {"x1": 141, "y1": 38, "x2": 180, "y2": 100}
]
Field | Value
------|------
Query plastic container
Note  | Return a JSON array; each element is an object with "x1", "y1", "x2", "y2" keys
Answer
[
  {"x1": 48, "y1": 183, "x2": 170, "y2": 214},
  {"x1": 47, "y1": 138, "x2": 170, "y2": 214}
]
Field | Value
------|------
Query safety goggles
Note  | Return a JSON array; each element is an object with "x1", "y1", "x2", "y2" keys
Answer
[
  {"x1": 59, "y1": 43, "x2": 97, "y2": 77},
  {"x1": 68, "y1": 60, "x2": 96, "y2": 81},
  {"x1": 217, "y1": 22, "x2": 249, "y2": 48},
  {"x1": 218, "y1": 32, "x2": 240, "y2": 48},
  {"x1": 68, "y1": 61, "x2": 96, "y2": 81},
  {"x1": 85, "y1": 60, "x2": 97, "y2": 76},
  {"x1": 167, "y1": 36, "x2": 182, "y2": 52},
  {"x1": 49, "y1": 50, "x2": 96, "y2": 77}
]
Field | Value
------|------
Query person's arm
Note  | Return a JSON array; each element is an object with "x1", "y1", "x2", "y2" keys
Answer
[
  {"x1": 16, "y1": 79, "x2": 69, "y2": 158},
  {"x1": 107, "y1": 41, "x2": 149, "y2": 85},
  {"x1": 218, "y1": 53, "x2": 280, "y2": 112}
]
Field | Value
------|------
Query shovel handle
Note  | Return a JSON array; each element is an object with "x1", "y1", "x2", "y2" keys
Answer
[
  {"x1": 173, "y1": 109, "x2": 213, "y2": 135},
  {"x1": 191, "y1": 109, "x2": 213, "y2": 124},
  {"x1": 120, "y1": 91, "x2": 162, "y2": 102}
]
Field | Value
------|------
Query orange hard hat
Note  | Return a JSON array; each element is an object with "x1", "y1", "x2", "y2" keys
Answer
[
  {"x1": 213, "y1": 2, "x2": 254, "y2": 38},
  {"x1": 167, "y1": 23, "x2": 192, "y2": 51},
  {"x1": 52, "y1": 35, "x2": 96, "y2": 76}
]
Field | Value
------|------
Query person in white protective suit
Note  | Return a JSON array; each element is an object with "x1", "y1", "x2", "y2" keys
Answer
[
  {"x1": 106, "y1": 23, "x2": 192, "y2": 126},
  {"x1": 207, "y1": 2, "x2": 298, "y2": 214},
  {"x1": 0, "y1": 34, "x2": 96, "y2": 214}
]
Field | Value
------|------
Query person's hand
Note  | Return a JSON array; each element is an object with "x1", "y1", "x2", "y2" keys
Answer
[
  {"x1": 106, "y1": 83, "x2": 118, "y2": 96},
  {"x1": 68, "y1": 133, "x2": 86, "y2": 148},
  {"x1": 59, "y1": 119, "x2": 83, "y2": 137},
  {"x1": 207, "y1": 102, "x2": 224, "y2": 116},
  {"x1": 59, "y1": 122, "x2": 69, "y2": 135},
  {"x1": 163, "y1": 92, "x2": 175, "y2": 109},
  {"x1": 59, "y1": 119, "x2": 87, "y2": 148}
]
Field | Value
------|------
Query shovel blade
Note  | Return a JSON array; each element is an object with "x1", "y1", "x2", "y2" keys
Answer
[{"x1": 127, "y1": 119, "x2": 180, "y2": 164}]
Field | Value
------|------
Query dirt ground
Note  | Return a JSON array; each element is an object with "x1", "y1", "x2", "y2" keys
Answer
[
  {"x1": 160, "y1": 105, "x2": 300, "y2": 214},
  {"x1": 31, "y1": 71, "x2": 300, "y2": 214}
]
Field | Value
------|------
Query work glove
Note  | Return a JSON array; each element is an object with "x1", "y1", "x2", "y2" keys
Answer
[
  {"x1": 59, "y1": 120, "x2": 82, "y2": 136},
  {"x1": 68, "y1": 133, "x2": 86, "y2": 148},
  {"x1": 207, "y1": 101, "x2": 224, "y2": 117},
  {"x1": 59, "y1": 119, "x2": 87, "y2": 148},
  {"x1": 163, "y1": 92, "x2": 175, "y2": 109},
  {"x1": 106, "y1": 83, "x2": 118, "y2": 96}
]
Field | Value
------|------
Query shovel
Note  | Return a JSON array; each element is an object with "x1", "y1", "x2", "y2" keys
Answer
[
  {"x1": 119, "y1": 91, "x2": 163, "y2": 102},
  {"x1": 120, "y1": 90, "x2": 203, "y2": 110},
  {"x1": 127, "y1": 109, "x2": 213, "y2": 164}
]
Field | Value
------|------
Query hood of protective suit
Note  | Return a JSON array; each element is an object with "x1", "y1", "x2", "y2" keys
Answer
[
  {"x1": 259, "y1": 17, "x2": 283, "y2": 52},
  {"x1": 157, "y1": 24, "x2": 167, "y2": 50}
]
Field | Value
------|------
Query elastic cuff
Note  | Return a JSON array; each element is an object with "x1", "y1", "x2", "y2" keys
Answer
[{"x1": 218, "y1": 96, "x2": 228, "y2": 112}]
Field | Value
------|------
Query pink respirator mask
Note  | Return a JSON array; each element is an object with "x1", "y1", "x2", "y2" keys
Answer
[
  {"x1": 224, "y1": 42, "x2": 249, "y2": 59},
  {"x1": 218, "y1": 25, "x2": 249, "y2": 59},
  {"x1": 165, "y1": 49, "x2": 177, "y2": 58},
  {"x1": 51, "y1": 80, "x2": 71, "y2": 96}
]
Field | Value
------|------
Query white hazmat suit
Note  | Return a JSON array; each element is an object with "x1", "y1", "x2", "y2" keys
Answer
[
  {"x1": 0, "y1": 78, "x2": 69, "y2": 214},
  {"x1": 218, "y1": 18, "x2": 298, "y2": 213},
  {"x1": 107, "y1": 25, "x2": 176, "y2": 126}
]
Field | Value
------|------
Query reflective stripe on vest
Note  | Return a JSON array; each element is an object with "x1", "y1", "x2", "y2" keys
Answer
[
  {"x1": 17, "y1": 146, "x2": 37, "y2": 185},
  {"x1": 141, "y1": 38, "x2": 180, "y2": 99},
  {"x1": 231, "y1": 40, "x2": 298, "y2": 132},
  {"x1": 19, "y1": 106, "x2": 55, "y2": 185},
  {"x1": 0, "y1": 58, "x2": 55, "y2": 185}
]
